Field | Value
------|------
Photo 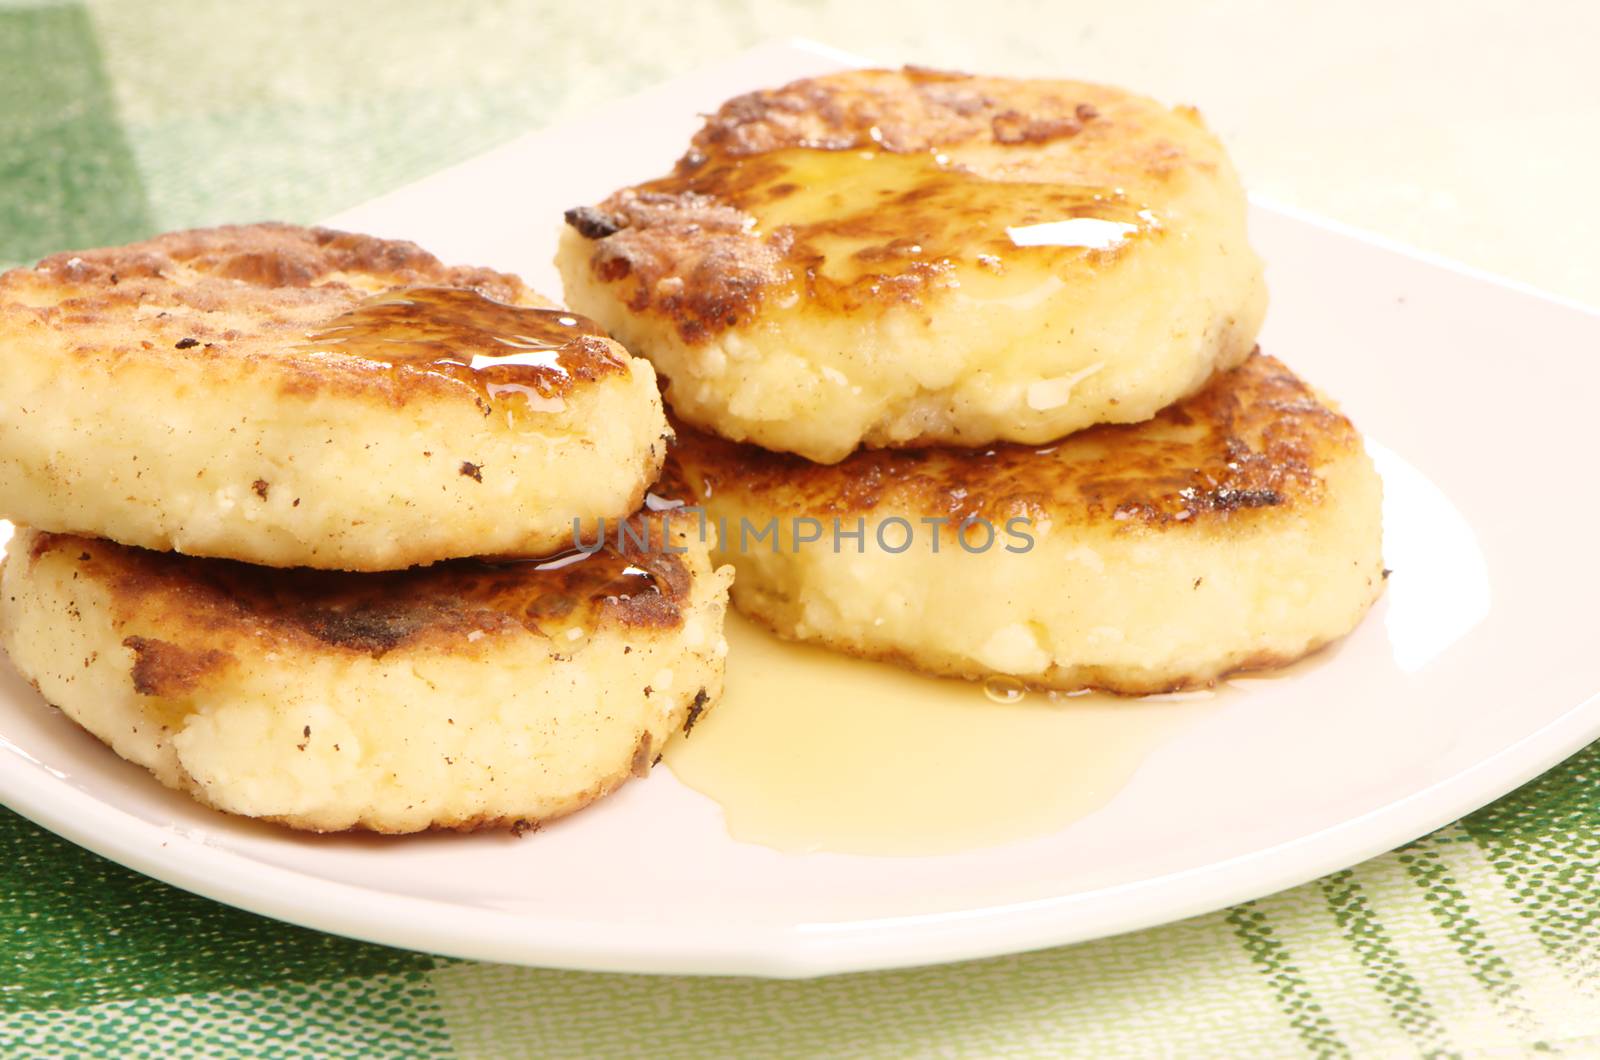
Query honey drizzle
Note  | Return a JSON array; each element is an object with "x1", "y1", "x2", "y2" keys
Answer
[
  {"x1": 300, "y1": 286, "x2": 622, "y2": 408},
  {"x1": 642, "y1": 147, "x2": 1157, "y2": 311}
]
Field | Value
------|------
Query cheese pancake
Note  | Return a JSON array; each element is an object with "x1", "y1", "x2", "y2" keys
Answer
[
  {"x1": 0, "y1": 513, "x2": 733, "y2": 834},
  {"x1": 0, "y1": 224, "x2": 668, "y2": 570},
  {"x1": 668, "y1": 353, "x2": 1383, "y2": 694},
  {"x1": 558, "y1": 67, "x2": 1265, "y2": 463}
]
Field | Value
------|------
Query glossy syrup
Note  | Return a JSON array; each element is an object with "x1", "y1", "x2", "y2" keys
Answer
[
  {"x1": 463, "y1": 545, "x2": 678, "y2": 639},
  {"x1": 647, "y1": 146, "x2": 1158, "y2": 310},
  {"x1": 300, "y1": 286, "x2": 622, "y2": 414},
  {"x1": 663, "y1": 615, "x2": 1217, "y2": 857}
]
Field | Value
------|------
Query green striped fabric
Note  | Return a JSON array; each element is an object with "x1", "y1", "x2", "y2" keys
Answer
[{"x1": 3, "y1": 3, "x2": 1599, "y2": 1056}]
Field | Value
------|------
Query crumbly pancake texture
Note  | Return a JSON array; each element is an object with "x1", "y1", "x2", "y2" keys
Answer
[
  {"x1": 0, "y1": 224, "x2": 669, "y2": 570},
  {"x1": 0, "y1": 517, "x2": 732, "y2": 833},
  {"x1": 669, "y1": 353, "x2": 1383, "y2": 694},
  {"x1": 558, "y1": 67, "x2": 1266, "y2": 463}
]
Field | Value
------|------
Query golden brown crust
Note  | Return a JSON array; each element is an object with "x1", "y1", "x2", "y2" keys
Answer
[
  {"x1": 0, "y1": 223, "x2": 628, "y2": 408},
  {"x1": 565, "y1": 67, "x2": 1210, "y2": 344},
  {"x1": 27, "y1": 511, "x2": 693, "y2": 684},
  {"x1": 122, "y1": 636, "x2": 232, "y2": 697},
  {"x1": 689, "y1": 65, "x2": 1108, "y2": 156},
  {"x1": 669, "y1": 352, "x2": 1358, "y2": 529}
]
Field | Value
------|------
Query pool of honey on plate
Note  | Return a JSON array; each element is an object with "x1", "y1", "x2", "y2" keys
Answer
[{"x1": 663, "y1": 614, "x2": 1218, "y2": 857}]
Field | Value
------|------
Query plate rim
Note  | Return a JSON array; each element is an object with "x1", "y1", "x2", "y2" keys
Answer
[{"x1": 6, "y1": 677, "x2": 1599, "y2": 977}]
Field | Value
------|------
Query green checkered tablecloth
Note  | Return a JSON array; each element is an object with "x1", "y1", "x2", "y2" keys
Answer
[{"x1": 3, "y1": 3, "x2": 1599, "y2": 1057}]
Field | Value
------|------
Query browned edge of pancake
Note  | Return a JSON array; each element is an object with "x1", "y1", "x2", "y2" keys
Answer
[{"x1": 668, "y1": 351, "x2": 1358, "y2": 531}]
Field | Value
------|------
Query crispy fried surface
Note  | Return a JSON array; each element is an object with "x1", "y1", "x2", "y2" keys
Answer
[
  {"x1": 558, "y1": 67, "x2": 1265, "y2": 461},
  {"x1": 672, "y1": 352, "x2": 1350, "y2": 528},
  {"x1": 692, "y1": 64, "x2": 1142, "y2": 156},
  {"x1": 668, "y1": 352, "x2": 1384, "y2": 693},
  {"x1": 0, "y1": 223, "x2": 627, "y2": 405},
  {"x1": 26, "y1": 510, "x2": 694, "y2": 671},
  {"x1": 571, "y1": 68, "x2": 1195, "y2": 342},
  {"x1": 0, "y1": 224, "x2": 669, "y2": 569},
  {"x1": 1, "y1": 519, "x2": 734, "y2": 833}
]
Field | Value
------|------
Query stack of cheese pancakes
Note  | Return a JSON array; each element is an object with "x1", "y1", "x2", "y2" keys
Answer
[
  {"x1": 559, "y1": 66, "x2": 1384, "y2": 696},
  {"x1": 0, "y1": 224, "x2": 732, "y2": 832}
]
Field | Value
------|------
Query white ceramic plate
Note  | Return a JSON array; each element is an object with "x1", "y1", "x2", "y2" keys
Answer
[{"x1": 4, "y1": 40, "x2": 1599, "y2": 978}]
